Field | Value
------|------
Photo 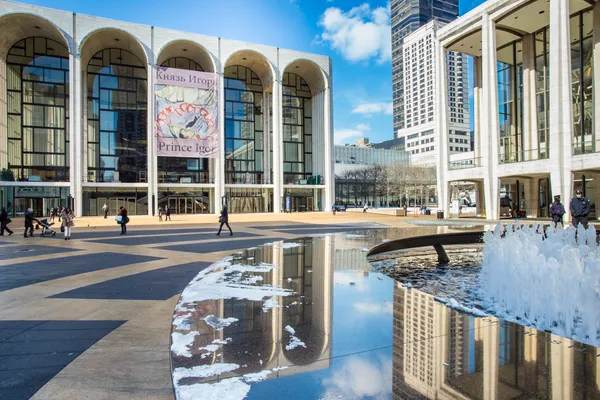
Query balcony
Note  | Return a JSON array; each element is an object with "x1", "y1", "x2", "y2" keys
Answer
[
  {"x1": 448, "y1": 157, "x2": 482, "y2": 170},
  {"x1": 572, "y1": 139, "x2": 599, "y2": 156},
  {"x1": 499, "y1": 148, "x2": 549, "y2": 164}
]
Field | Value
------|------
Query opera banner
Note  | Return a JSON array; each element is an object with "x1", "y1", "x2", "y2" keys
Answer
[{"x1": 154, "y1": 67, "x2": 219, "y2": 157}]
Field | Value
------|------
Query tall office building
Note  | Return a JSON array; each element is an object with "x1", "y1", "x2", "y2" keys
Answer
[
  {"x1": 397, "y1": 21, "x2": 470, "y2": 166},
  {"x1": 391, "y1": 0, "x2": 460, "y2": 134}
]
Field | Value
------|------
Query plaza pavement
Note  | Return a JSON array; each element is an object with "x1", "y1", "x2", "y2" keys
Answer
[{"x1": 0, "y1": 212, "x2": 425, "y2": 400}]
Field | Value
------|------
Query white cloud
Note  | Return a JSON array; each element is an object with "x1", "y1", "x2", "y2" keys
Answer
[
  {"x1": 318, "y1": 4, "x2": 391, "y2": 63},
  {"x1": 353, "y1": 302, "x2": 393, "y2": 315},
  {"x1": 322, "y1": 356, "x2": 393, "y2": 399},
  {"x1": 352, "y1": 102, "x2": 393, "y2": 115},
  {"x1": 334, "y1": 123, "x2": 370, "y2": 145}
]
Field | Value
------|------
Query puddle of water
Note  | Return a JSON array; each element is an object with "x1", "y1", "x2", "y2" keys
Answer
[{"x1": 171, "y1": 230, "x2": 600, "y2": 400}]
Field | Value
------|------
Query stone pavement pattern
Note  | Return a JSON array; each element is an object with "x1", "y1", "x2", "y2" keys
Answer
[{"x1": 0, "y1": 213, "x2": 400, "y2": 399}]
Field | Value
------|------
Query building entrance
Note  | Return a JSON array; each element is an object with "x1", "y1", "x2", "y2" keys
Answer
[{"x1": 165, "y1": 197, "x2": 209, "y2": 214}]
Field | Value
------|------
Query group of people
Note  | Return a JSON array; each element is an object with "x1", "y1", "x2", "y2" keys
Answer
[
  {"x1": 550, "y1": 189, "x2": 592, "y2": 228},
  {"x1": 158, "y1": 206, "x2": 171, "y2": 222},
  {"x1": 0, "y1": 206, "x2": 75, "y2": 239}
]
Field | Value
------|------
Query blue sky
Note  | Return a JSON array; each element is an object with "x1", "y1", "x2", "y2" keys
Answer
[{"x1": 24, "y1": 0, "x2": 484, "y2": 145}]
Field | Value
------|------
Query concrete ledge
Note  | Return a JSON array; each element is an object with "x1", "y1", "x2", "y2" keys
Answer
[{"x1": 346, "y1": 208, "x2": 407, "y2": 217}]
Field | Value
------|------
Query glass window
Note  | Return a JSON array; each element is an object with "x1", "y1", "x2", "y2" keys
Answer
[
  {"x1": 282, "y1": 73, "x2": 312, "y2": 184},
  {"x1": 224, "y1": 65, "x2": 264, "y2": 184},
  {"x1": 6, "y1": 37, "x2": 69, "y2": 182},
  {"x1": 87, "y1": 48, "x2": 147, "y2": 183},
  {"x1": 571, "y1": 11, "x2": 594, "y2": 155}
]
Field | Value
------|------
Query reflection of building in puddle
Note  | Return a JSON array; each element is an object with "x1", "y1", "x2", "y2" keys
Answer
[
  {"x1": 185, "y1": 236, "x2": 334, "y2": 381},
  {"x1": 393, "y1": 283, "x2": 600, "y2": 399},
  {"x1": 335, "y1": 248, "x2": 372, "y2": 272}
]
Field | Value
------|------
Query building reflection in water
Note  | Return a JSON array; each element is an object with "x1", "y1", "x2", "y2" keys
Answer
[
  {"x1": 393, "y1": 283, "x2": 600, "y2": 400},
  {"x1": 178, "y1": 236, "x2": 334, "y2": 380}
]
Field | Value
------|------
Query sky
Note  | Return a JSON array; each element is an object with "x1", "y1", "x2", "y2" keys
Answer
[{"x1": 22, "y1": 0, "x2": 485, "y2": 145}]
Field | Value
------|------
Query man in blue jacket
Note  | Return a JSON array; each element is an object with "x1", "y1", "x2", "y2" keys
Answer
[{"x1": 570, "y1": 189, "x2": 591, "y2": 228}]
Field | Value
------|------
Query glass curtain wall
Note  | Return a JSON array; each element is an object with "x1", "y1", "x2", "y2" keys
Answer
[
  {"x1": 6, "y1": 37, "x2": 70, "y2": 182},
  {"x1": 224, "y1": 65, "x2": 264, "y2": 184},
  {"x1": 282, "y1": 72, "x2": 312, "y2": 184},
  {"x1": 87, "y1": 48, "x2": 147, "y2": 183},
  {"x1": 571, "y1": 10, "x2": 594, "y2": 155},
  {"x1": 157, "y1": 57, "x2": 209, "y2": 183},
  {"x1": 535, "y1": 28, "x2": 550, "y2": 160},
  {"x1": 497, "y1": 41, "x2": 523, "y2": 164}
]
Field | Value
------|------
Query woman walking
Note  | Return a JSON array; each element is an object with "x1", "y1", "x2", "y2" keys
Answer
[
  {"x1": 216, "y1": 205, "x2": 232, "y2": 236},
  {"x1": 0, "y1": 207, "x2": 13, "y2": 236},
  {"x1": 61, "y1": 208, "x2": 74, "y2": 240},
  {"x1": 165, "y1": 206, "x2": 171, "y2": 221},
  {"x1": 119, "y1": 206, "x2": 129, "y2": 235}
]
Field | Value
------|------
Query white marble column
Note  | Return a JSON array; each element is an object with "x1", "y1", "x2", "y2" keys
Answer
[
  {"x1": 549, "y1": 0, "x2": 574, "y2": 221},
  {"x1": 272, "y1": 79, "x2": 283, "y2": 213},
  {"x1": 481, "y1": 12, "x2": 500, "y2": 220},
  {"x1": 215, "y1": 71, "x2": 225, "y2": 215},
  {"x1": 146, "y1": 61, "x2": 155, "y2": 216},
  {"x1": 70, "y1": 48, "x2": 83, "y2": 217},
  {"x1": 263, "y1": 92, "x2": 271, "y2": 185},
  {"x1": 473, "y1": 56, "x2": 482, "y2": 160},
  {"x1": 435, "y1": 41, "x2": 449, "y2": 215},
  {"x1": 324, "y1": 86, "x2": 334, "y2": 212},
  {"x1": 522, "y1": 33, "x2": 538, "y2": 160}
]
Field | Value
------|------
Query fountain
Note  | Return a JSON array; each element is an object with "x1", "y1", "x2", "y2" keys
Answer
[{"x1": 480, "y1": 222, "x2": 600, "y2": 345}]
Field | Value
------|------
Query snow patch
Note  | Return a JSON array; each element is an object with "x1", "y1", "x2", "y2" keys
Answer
[
  {"x1": 173, "y1": 363, "x2": 240, "y2": 383},
  {"x1": 212, "y1": 338, "x2": 232, "y2": 345},
  {"x1": 177, "y1": 377, "x2": 250, "y2": 400},
  {"x1": 171, "y1": 332, "x2": 198, "y2": 357},
  {"x1": 204, "y1": 315, "x2": 238, "y2": 330},
  {"x1": 262, "y1": 296, "x2": 280, "y2": 312},
  {"x1": 275, "y1": 242, "x2": 304, "y2": 249},
  {"x1": 345, "y1": 234, "x2": 367, "y2": 238},
  {"x1": 284, "y1": 325, "x2": 306, "y2": 350}
]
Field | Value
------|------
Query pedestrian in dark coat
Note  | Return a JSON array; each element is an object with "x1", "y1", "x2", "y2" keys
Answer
[
  {"x1": 549, "y1": 195, "x2": 565, "y2": 227},
  {"x1": 216, "y1": 206, "x2": 232, "y2": 236},
  {"x1": 165, "y1": 207, "x2": 171, "y2": 221},
  {"x1": 24, "y1": 208, "x2": 35, "y2": 238},
  {"x1": 570, "y1": 189, "x2": 591, "y2": 228},
  {"x1": 119, "y1": 207, "x2": 129, "y2": 235},
  {"x1": 0, "y1": 207, "x2": 13, "y2": 236}
]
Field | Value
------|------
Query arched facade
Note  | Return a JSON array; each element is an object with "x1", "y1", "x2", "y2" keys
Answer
[{"x1": 0, "y1": 1, "x2": 333, "y2": 217}]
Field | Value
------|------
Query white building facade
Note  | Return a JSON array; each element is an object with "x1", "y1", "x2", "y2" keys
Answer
[
  {"x1": 0, "y1": 1, "x2": 334, "y2": 217},
  {"x1": 397, "y1": 21, "x2": 471, "y2": 166},
  {"x1": 436, "y1": 0, "x2": 600, "y2": 221}
]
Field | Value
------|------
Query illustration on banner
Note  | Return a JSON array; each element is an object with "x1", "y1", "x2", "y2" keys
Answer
[{"x1": 154, "y1": 68, "x2": 219, "y2": 158}]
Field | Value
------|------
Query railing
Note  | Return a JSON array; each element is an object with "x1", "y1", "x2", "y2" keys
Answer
[
  {"x1": 448, "y1": 157, "x2": 482, "y2": 170},
  {"x1": 499, "y1": 148, "x2": 549, "y2": 164},
  {"x1": 283, "y1": 174, "x2": 324, "y2": 185},
  {"x1": 572, "y1": 139, "x2": 600, "y2": 155}
]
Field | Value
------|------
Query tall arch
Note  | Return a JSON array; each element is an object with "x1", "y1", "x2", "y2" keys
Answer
[
  {"x1": 80, "y1": 28, "x2": 149, "y2": 216},
  {"x1": 155, "y1": 40, "x2": 216, "y2": 215},
  {"x1": 0, "y1": 13, "x2": 72, "y2": 217},
  {"x1": 281, "y1": 59, "x2": 329, "y2": 211}
]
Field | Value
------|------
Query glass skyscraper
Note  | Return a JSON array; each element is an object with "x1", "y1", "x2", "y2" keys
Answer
[{"x1": 391, "y1": 0, "x2": 459, "y2": 135}]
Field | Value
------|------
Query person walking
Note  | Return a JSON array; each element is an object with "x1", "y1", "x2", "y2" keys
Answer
[
  {"x1": 24, "y1": 208, "x2": 35, "y2": 238},
  {"x1": 119, "y1": 206, "x2": 129, "y2": 235},
  {"x1": 549, "y1": 195, "x2": 565, "y2": 227},
  {"x1": 0, "y1": 207, "x2": 13, "y2": 236},
  {"x1": 570, "y1": 189, "x2": 591, "y2": 228},
  {"x1": 61, "y1": 207, "x2": 74, "y2": 240},
  {"x1": 216, "y1": 205, "x2": 232, "y2": 236},
  {"x1": 49, "y1": 207, "x2": 55, "y2": 222},
  {"x1": 102, "y1": 203, "x2": 108, "y2": 219},
  {"x1": 158, "y1": 206, "x2": 163, "y2": 222},
  {"x1": 332, "y1": 205, "x2": 336, "y2": 215},
  {"x1": 165, "y1": 206, "x2": 171, "y2": 221}
]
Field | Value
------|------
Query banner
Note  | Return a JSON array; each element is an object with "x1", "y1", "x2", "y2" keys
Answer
[{"x1": 154, "y1": 67, "x2": 219, "y2": 158}]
